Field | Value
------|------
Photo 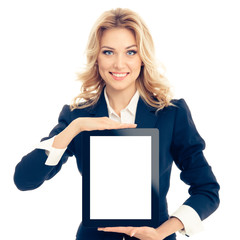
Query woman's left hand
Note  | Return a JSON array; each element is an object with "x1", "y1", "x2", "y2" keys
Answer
[{"x1": 98, "y1": 226, "x2": 163, "y2": 240}]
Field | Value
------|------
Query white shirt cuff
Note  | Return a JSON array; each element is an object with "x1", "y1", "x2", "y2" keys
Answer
[
  {"x1": 171, "y1": 205, "x2": 204, "y2": 236},
  {"x1": 35, "y1": 137, "x2": 67, "y2": 166}
]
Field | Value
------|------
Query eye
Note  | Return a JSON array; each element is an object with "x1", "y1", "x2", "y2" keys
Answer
[
  {"x1": 127, "y1": 50, "x2": 137, "y2": 56},
  {"x1": 103, "y1": 50, "x2": 113, "y2": 55}
]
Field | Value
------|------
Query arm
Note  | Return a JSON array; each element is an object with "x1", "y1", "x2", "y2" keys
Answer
[
  {"x1": 13, "y1": 105, "x2": 73, "y2": 190},
  {"x1": 170, "y1": 99, "x2": 220, "y2": 234},
  {"x1": 14, "y1": 106, "x2": 136, "y2": 191},
  {"x1": 98, "y1": 217, "x2": 183, "y2": 240}
]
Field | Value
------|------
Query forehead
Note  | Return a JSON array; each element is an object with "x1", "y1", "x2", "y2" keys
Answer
[{"x1": 100, "y1": 28, "x2": 137, "y2": 47}]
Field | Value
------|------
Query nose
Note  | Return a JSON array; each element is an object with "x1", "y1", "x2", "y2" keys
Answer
[{"x1": 113, "y1": 54, "x2": 125, "y2": 70}]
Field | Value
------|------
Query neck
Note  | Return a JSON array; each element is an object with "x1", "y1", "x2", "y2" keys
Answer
[{"x1": 105, "y1": 86, "x2": 137, "y2": 115}]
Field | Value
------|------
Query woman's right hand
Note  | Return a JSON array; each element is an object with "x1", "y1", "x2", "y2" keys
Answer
[{"x1": 53, "y1": 117, "x2": 137, "y2": 149}]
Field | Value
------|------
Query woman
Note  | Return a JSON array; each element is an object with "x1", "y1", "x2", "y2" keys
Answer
[{"x1": 14, "y1": 8, "x2": 220, "y2": 240}]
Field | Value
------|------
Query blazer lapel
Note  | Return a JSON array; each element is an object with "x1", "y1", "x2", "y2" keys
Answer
[
  {"x1": 135, "y1": 97, "x2": 158, "y2": 128},
  {"x1": 87, "y1": 90, "x2": 109, "y2": 118}
]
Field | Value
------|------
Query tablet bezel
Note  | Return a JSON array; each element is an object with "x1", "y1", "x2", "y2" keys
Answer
[{"x1": 82, "y1": 128, "x2": 159, "y2": 228}]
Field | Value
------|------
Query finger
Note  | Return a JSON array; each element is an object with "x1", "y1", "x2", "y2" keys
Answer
[
  {"x1": 101, "y1": 118, "x2": 137, "y2": 130},
  {"x1": 98, "y1": 226, "x2": 135, "y2": 235},
  {"x1": 119, "y1": 123, "x2": 137, "y2": 128},
  {"x1": 107, "y1": 123, "x2": 137, "y2": 130},
  {"x1": 98, "y1": 227, "x2": 126, "y2": 232}
]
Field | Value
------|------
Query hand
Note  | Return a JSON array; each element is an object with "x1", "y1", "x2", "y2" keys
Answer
[
  {"x1": 97, "y1": 218, "x2": 184, "y2": 240},
  {"x1": 53, "y1": 117, "x2": 137, "y2": 149},
  {"x1": 76, "y1": 117, "x2": 137, "y2": 132},
  {"x1": 98, "y1": 226, "x2": 164, "y2": 240}
]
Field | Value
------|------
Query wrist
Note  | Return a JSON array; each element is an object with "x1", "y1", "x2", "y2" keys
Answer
[
  {"x1": 53, "y1": 119, "x2": 82, "y2": 149},
  {"x1": 155, "y1": 230, "x2": 165, "y2": 240},
  {"x1": 156, "y1": 217, "x2": 184, "y2": 239},
  {"x1": 155, "y1": 227, "x2": 167, "y2": 240},
  {"x1": 71, "y1": 118, "x2": 83, "y2": 135}
]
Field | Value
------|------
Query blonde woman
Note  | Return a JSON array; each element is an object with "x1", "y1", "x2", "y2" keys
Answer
[{"x1": 14, "y1": 8, "x2": 220, "y2": 240}]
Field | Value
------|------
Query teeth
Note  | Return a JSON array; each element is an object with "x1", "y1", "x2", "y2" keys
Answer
[{"x1": 112, "y1": 73, "x2": 128, "y2": 77}]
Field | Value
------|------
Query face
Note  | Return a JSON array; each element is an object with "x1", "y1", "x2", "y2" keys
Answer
[{"x1": 97, "y1": 28, "x2": 142, "y2": 95}]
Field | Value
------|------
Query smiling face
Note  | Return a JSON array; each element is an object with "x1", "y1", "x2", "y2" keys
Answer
[{"x1": 97, "y1": 28, "x2": 142, "y2": 96}]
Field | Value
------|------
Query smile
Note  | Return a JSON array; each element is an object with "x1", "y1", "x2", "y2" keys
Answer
[
  {"x1": 111, "y1": 72, "x2": 128, "y2": 77},
  {"x1": 110, "y1": 72, "x2": 129, "y2": 80}
]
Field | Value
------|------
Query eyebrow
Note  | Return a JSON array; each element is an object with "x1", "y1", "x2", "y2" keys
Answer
[{"x1": 101, "y1": 45, "x2": 137, "y2": 50}]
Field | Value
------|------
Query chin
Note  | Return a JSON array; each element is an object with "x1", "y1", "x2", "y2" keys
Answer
[{"x1": 106, "y1": 82, "x2": 136, "y2": 93}]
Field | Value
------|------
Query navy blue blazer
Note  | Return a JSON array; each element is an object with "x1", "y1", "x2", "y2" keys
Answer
[{"x1": 14, "y1": 91, "x2": 220, "y2": 240}]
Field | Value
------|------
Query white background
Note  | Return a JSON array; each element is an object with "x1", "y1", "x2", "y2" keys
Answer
[{"x1": 1, "y1": 0, "x2": 239, "y2": 239}]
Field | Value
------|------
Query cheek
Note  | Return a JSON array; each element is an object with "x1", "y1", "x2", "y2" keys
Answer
[
  {"x1": 98, "y1": 66, "x2": 107, "y2": 81},
  {"x1": 97, "y1": 63, "x2": 112, "y2": 81},
  {"x1": 130, "y1": 60, "x2": 142, "y2": 73},
  {"x1": 129, "y1": 56, "x2": 142, "y2": 68},
  {"x1": 98, "y1": 58, "x2": 112, "y2": 73}
]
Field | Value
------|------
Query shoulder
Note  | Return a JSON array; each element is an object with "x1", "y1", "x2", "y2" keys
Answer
[
  {"x1": 170, "y1": 98, "x2": 189, "y2": 110},
  {"x1": 170, "y1": 98, "x2": 193, "y2": 119},
  {"x1": 166, "y1": 99, "x2": 199, "y2": 135},
  {"x1": 157, "y1": 98, "x2": 194, "y2": 127},
  {"x1": 169, "y1": 98, "x2": 194, "y2": 115},
  {"x1": 159, "y1": 98, "x2": 190, "y2": 115}
]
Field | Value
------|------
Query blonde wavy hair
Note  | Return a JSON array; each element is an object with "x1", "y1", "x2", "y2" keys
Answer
[{"x1": 71, "y1": 8, "x2": 173, "y2": 111}]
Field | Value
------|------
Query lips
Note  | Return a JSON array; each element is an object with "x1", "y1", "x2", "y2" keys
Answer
[{"x1": 110, "y1": 72, "x2": 129, "y2": 81}]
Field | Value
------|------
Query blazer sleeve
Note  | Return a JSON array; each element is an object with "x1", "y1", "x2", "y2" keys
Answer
[
  {"x1": 170, "y1": 99, "x2": 220, "y2": 221},
  {"x1": 14, "y1": 105, "x2": 74, "y2": 191}
]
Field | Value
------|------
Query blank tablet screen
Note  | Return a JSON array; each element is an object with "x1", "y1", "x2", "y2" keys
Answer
[
  {"x1": 90, "y1": 136, "x2": 151, "y2": 220},
  {"x1": 82, "y1": 128, "x2": 159, "y2": 228}
]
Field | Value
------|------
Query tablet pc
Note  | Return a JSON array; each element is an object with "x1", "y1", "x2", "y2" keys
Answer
[{"x1": 82, "y1": 128, "x2": 159, "y2": 228}]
